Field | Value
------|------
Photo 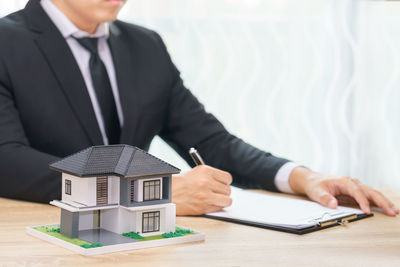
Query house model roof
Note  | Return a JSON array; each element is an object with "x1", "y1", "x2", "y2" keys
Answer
[{"x1": 49, "y1": 145, "x2": 180, "y2": 178}]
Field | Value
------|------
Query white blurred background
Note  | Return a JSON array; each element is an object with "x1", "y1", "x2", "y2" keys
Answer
[{"x1": 2, "y1": 0, "x2": 399, "y2": 191}]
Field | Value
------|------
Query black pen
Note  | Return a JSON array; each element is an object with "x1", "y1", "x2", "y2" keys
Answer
[{"x1": 189, "y1": 147, "x2": 205, "y2": 166}]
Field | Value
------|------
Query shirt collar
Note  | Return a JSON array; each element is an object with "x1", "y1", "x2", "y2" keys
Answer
[{"x1": 40, "y1": 0, "x2": 109, "y2": 39}]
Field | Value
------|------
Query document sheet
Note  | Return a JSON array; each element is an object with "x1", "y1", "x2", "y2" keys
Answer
[{"x1": 207, "y1": 186, "x2": 364, "y2": 229}]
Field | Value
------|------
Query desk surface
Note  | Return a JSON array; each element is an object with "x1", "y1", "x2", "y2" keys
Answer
[{"x1": 0, "y1": 189, "x2": 399, "y2": 267}]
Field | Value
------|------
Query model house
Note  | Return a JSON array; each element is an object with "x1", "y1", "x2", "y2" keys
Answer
[{"x1": 49, "y1": 145, "x2": 180, "y2": 239}]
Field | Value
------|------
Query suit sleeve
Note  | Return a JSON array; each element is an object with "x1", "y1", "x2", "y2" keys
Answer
[
  {"x1": 0, "y1": 60, "x2": 60, "y2": 203},
  {"x1": 155, "y1": 34, "x2": 290, "y2": 191}
]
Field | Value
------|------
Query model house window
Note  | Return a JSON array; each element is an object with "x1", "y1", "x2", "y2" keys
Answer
[
  {"x1": 130, "y1": 180, "x2": 135, "y2": 203},
  {"x1": 142, "y1": 211, "x2": 160, "y2": 233},
  {"x1": 143, "y1": 180, "x2": 161, "y2": 201},
  {"x1": 65, "y1": 179, "x2": 71, "y2": 195}
]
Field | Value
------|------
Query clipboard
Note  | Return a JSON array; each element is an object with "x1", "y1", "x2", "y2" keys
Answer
[
  {"x1": 205, "y1": 212, "x2": 373, "y2": 235},
  {"x1": 205, "y1": 186, "x2": 374, "y2": 235}
]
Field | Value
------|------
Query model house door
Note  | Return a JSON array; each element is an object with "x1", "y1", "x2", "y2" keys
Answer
[
  {"x1": 96, "y1": 177, "x2": 108, "y2": 205},
  {"x1": 93, "y1": 210, "x2": 100, "y2": 228}
]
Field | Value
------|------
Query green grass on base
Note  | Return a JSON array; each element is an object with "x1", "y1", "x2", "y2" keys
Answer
[
  {"x1": 33, "y1": 225, "x2": 92, "y2": 247},
  {"x1": 122, "y1": 226, "x2": 196, "y2": 241}
]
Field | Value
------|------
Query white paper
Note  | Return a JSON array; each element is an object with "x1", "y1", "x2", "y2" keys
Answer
[{"x1": 207, "y1": 186, "x2": 364, "y2": 229}]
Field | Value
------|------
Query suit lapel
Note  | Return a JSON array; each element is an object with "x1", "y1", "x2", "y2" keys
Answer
[
  {"x1": 108, "y1": 23, "x2": 140, "y2": 145},
  {"x1": 24, "y1": 0, "x2": 104, "y2": 145}
]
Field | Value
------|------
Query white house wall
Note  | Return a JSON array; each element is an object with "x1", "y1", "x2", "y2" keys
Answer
[
  {"x1": 79, "y1": 211, "x2": 94, "y2": 231},
  {"x1": 77, "y1": 176, "x2": 119, "y2": 207},
  {"x1": 164, "y1": 203, "x2": 176, "y2": 233},
  {"x1": 62, "y1": 174, "x2": 91, "y2": 206},
  {"x1": 101, "y1": 207, "x2": 134, "y2": 234},
  {"x1": 100, "y1": 208, "x2": 119, "y2": 233},
  {"x1": 87, "y1": 178, "x2": 96, "y2": 206},
  {"x1": 132, "y1": 203, "x2": 175, "y2": 236},
  {"x1": 100, "y1": 203, "x2": 175, "y2": 236},
  {"x1": 119, "y1": 207, "x2": 134, "y2": 234},
  {"x1": 108, "y1": 176, "x2": 120, "y2": 204}
]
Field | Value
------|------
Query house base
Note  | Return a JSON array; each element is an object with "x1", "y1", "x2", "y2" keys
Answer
[{"x1": 26, "y1": 224, "x2": 205, "y2": 256}]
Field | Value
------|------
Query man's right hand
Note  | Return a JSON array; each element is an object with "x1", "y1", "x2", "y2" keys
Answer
[{"x1": 172, "y1": 165, "x2": 233, "y2": 215}]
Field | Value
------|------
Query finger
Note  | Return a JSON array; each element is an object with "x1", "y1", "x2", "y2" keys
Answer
[
  {"x1": 340, "y1": 179, "x2": 371, "y2": 214},
  {"x1": 308, "y1": 187, "x2": 338, "y2": 209},
  {"x1": 206, "y1": 192, "x2": 232, "y2": 208},
  {"x1": 209, "y1": 179, "x2": 231, "y2": 196},
  {"x1": 366, "y1": 189, "x2": 399, "y2": 216},
  {"x1": 192, "y1": 171, "x2": 230, "y2": 196},
  {"x1": 196, "y1": 165, "x2": 233, "y2": 185},
  {"x1": 209, "y1": 167, "x2": 233, "y2": 185},
  {"x1": 204, "y1": 205, "x2": 224, "y2": 214}
]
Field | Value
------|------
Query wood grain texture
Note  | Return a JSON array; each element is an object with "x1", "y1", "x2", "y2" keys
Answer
[{"x1": 0, "y1": 189, "x2": 399, "y2": 267}]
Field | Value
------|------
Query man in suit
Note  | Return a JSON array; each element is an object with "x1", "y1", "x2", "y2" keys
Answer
[{"x1": 0, "y1": 0, "x2": 397, "y2": 216}]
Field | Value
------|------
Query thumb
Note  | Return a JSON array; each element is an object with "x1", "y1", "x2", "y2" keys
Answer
[{"x1": 311, "y1": 190, "x2": 338, "y2": 209}]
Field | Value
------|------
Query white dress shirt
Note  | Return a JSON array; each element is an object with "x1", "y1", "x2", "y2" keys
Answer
[
  {"x1": 41, "y1": 0, "x2": 124, "y2": 146},
  {"x1": 40, "y1": 0, "x2": 298, "y2": 193}
]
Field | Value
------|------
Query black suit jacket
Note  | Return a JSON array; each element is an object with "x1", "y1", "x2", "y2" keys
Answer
[{"x1": 0, "y1": 0, "x2": 289, "y2": 203}]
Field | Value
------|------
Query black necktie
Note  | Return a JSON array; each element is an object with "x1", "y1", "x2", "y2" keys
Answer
[{"x1": 74, "y1": 37, "x2": 121, "y2": 144}]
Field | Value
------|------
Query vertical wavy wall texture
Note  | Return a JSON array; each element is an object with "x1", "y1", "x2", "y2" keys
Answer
[
  {"x1": 2, "y1": 0, "x2": 399, "y2": 190},
  {"x1": 356, "y1": 1, "x2": 400, "y2": 190}
]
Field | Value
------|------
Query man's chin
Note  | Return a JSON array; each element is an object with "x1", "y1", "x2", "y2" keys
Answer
[
  {"x1": 93, "y1": 12, "x2": 120, "y2": 23},
  {"x1": 102, "y1": 16, "x2": 119, "y2": 23},
  {"x1": 96, "y1": 1, "x2": 125, "y2": 22}
]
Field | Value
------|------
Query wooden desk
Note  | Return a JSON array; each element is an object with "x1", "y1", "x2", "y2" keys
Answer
[{"x1": 1, "y1": 189, "x2": 399, "y2": 267}]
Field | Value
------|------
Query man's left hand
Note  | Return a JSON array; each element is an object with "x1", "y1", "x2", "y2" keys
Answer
[{"x1": 289, "y1": 167, "x2": 399, "y2": 216}]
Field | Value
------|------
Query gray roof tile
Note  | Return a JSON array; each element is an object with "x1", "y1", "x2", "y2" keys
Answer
[
  {"x1": 125, "y1": 149, "x2": 180, "y2": 177},
  {"x1": 114, "y1": 146, "x2": 135, "y2": 175},
  {"x1": 49, "y1": 145, "x2": 180, "y2": 178}
]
